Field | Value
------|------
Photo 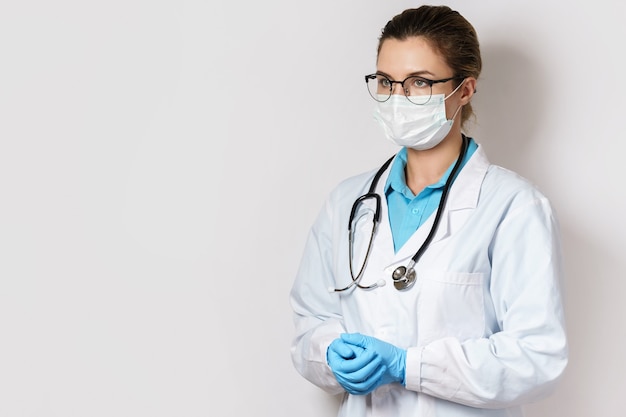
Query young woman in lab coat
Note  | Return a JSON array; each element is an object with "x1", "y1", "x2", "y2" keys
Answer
[{"x1": 290, "y1": 5, "x2": 567, "y2": 416}]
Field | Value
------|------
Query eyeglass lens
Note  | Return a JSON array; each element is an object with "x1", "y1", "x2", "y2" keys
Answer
[{"x1": 366, "y1": 75, "x2": 433, "y2": 105}]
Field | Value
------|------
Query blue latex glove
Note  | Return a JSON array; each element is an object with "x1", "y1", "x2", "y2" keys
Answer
[
  {"x1": 327, "y1": 333, "x2": 406, "y2": 395},
  {"x1": 327, "y1": 337, "x2": 385, "y2": 395}
]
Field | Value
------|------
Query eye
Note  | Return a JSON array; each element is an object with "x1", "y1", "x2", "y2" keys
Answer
[
  {"x1": 409, "y1": 77, "x2": 429, "y2": 88},
  {"x1": 378, "y1": 76, "x2": 392, "y2": 88}
]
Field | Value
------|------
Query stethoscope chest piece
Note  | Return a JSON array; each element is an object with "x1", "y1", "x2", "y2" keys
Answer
[{"x1": 392, "y1": 266, "x2": 416, "y2": 291}]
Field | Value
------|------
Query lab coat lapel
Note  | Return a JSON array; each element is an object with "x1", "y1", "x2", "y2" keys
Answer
[
  {"x1": 372, "y1": 165, "x2": 433, "y2": 265},
  {"x1": 368, "y1": 145, "x2": 490, "y2": 268},
  {"x1": 428, "y1": 145, "x2": 489, "y2": 243},
  {"x1": 392, "y1": 145, "x2": 490, "y2": 261}
]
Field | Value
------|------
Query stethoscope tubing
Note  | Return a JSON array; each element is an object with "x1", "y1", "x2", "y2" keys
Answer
[
  {"x1": 332, "y1": 135, "x2": 469, "y2": 293},
  {"x1": 406, "y1": 135, "x2": 468, "y2": 266}
]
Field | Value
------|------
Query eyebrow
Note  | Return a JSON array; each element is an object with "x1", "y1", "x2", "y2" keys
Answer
[{"x1": 376, "y1": 70, "x2": 436, "y2": 79}]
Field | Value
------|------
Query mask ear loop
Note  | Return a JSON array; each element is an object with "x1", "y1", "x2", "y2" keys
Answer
[
  {"x1": 444, "y1": 78, "x2": 466, "y2": 121},
  {"x1": 444, "y1": 78, "x2": 466, "y2": 100},
  {"x1": 448, "y1": 103, "x2": 463, "y2": 122}
]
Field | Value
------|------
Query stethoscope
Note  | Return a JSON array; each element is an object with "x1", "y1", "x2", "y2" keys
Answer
[{"x1": 330, "y1": 135, "x2": 469, "y2": 293}]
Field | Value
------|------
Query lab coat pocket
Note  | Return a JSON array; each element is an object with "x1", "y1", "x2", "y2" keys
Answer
[{"x1": 417, "y1": 271, "x2": 485, "y2": 345}]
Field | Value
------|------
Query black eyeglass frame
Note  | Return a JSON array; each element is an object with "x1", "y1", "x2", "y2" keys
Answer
[{"x1": 364, "y1": 73, "x2": 464, "y2": 105}]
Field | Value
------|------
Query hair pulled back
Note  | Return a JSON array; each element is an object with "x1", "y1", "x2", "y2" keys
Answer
[{"x1": 378, "y1": 6, "x2": 482, "y2": 128}]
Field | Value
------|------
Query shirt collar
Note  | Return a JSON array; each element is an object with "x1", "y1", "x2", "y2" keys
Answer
[
  {"x1": 384, "y1": 147, "x2": 411, "y2": 197},
  {"x1": 383, "y1": 139, "x2": 478, "y2": 198}
]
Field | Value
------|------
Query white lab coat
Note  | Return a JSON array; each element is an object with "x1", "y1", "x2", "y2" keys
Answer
[{"x1": 290, "y1": 145, "x2": 568, "y2": 416}]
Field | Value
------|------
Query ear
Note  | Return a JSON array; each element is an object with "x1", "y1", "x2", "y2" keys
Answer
[{"x1": 459, "y1": 77, "x2": 477, "y2": 105}]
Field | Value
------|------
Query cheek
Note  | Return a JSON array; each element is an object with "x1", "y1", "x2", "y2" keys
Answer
[{"x1": 444, "y1": 98, "x2": 461, "y2": 118}]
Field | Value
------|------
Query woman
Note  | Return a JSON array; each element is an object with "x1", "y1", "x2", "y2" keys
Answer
[{"x1": 290, "y1": 5, "x2": 567, "y2": 416}]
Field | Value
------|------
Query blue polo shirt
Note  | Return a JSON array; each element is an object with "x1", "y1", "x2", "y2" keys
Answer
[{"x1": 384, "y1": 138, "x2": 477, "y2": 252}]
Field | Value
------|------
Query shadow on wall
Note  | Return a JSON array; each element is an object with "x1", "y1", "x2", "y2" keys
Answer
[
  {"x1": 471, "y1": 42, "x2": 546, "y2": 175},
  {"x1": 526, "y1": 221, "x2": 613, "y2": 416}
]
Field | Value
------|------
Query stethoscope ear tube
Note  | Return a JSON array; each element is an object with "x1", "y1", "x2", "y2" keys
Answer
[
  {"x1": 335, "y1": 161, "x2": 394, "y2": 294},
  {"x1": 348, "y1": 193, "x2": 381, "y2": 233}
]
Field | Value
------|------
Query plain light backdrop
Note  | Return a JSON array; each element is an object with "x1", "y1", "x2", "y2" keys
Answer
[{"x1": 1, "y1": 1, "x2": 624, "y2": 416}]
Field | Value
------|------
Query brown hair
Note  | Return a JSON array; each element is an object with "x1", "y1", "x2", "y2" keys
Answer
[{"x1": 378, "y1": 5, "x2": 482, "y2": 128}]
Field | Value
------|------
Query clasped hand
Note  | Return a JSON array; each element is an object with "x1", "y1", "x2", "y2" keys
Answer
[{"x1": 326, "y1": 333, "x2": 406, "y2": 395}]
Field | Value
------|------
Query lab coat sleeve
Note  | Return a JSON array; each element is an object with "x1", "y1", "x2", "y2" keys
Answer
[
  {"x1": 290, "y1": 196, "x2": 346, "y2": 395},
  {"x1": 404, "y1": 196, "x2": 568, "y2": 408}
]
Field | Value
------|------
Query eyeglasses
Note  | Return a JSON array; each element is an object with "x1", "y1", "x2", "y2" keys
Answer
[{"x1": 365, "y1": 73, "x2": 463, "y2": 105}]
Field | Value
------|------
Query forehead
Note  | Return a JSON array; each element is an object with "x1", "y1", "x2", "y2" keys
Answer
[{"x1": 377, "y1": 36, "x2": 451, "y2": 78}]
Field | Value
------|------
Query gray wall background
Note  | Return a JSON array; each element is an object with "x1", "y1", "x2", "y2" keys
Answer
[{"x1": 1, "y1": 1, "x2": 624, "y2": 416}]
